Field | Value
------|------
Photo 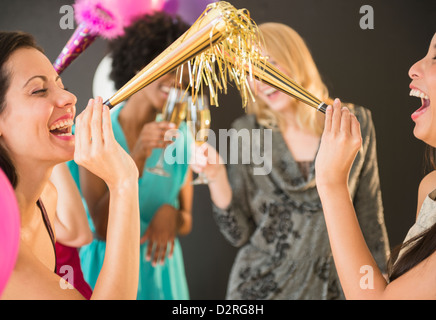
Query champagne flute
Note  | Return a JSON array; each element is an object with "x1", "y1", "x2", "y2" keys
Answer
[
  {"x1": 146, "y1": 88, "x2": 188, "y2": 177},
  {"x1": 187, "y1": 96, "x2": 211, "y2": 185}
]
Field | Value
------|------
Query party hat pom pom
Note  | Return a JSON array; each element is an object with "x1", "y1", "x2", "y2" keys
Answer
[
  {"x1": 54, "y1": 0, "x2": 124, "y2": 74},
  {"x1": 113, "y1": 0, "x2": 165, "y2": 28},
  {"x1": 74, "y1": 0, "x2": 124, "y2": 39}
]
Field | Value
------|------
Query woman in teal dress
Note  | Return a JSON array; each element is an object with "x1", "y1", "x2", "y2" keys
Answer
[{"x1": 73, "y1": 12, "x2": 193, "y2": 300}]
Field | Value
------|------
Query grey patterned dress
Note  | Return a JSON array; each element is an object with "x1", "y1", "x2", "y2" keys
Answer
[{"x1": 212, "y1": 105, "x2": 390, "y2": 300}]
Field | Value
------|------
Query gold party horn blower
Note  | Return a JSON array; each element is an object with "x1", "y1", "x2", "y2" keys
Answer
[
  {"x1": 224, "y1": 51, "x2": 329, "y2": 113},
  {"x1": 103, "y1": 1, "x2": 265, "y2": 108},
  {"x1": 103, "y1": 1, "x2": 328, "y2": 113},
  {"x1": 258, "y1": 61, "x2": 329, "y2": 113},
  {"x1": 103, "y1": 1, "x2": 233, "y2": 108}
]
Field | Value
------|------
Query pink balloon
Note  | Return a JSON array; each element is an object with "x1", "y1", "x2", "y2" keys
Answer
[{"x1": 0, "y1": 169, "x2": 20, "y2": 297}]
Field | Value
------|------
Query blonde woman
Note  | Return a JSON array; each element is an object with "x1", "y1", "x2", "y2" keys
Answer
[{"x1": 190, "y1": 23, "x2": 390, "y2": 299}]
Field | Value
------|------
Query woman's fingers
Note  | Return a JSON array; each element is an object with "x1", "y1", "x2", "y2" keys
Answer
[
  {"x1": 168, "y1": 241, "x2": 175, "y2": 259},
  {"x1": 156, "y1": 243, "x2": 168, "y2": 266},
  {"x1": 331, "y1": 98, "x2": 342, "y2": 133},
  {"x1": 101, "y1": 101, "x2": 115, "y2": 145},
  {"x1": 316, "y1": 97, "x2": 363, "y2": 187},
  {"x1": 151, "y1": 243, "x2": 162, "y2": 266},
  {"x1": 90, "y1": 97, "x2": 103, "y2": 149},
  {"x1": 326, "y1": 99, "x2": 355, "y2": 136},
  {"x1": 324, "y1": 105, "x2": 333, "y2": 132},
  {"x1": 146, "y1": 241, "x2": 153, "y2": 262},
  {"x1": 74, "y1": 110, "x2": 82, "y2": 156},
  {"x1": 74, "y1": 99, "x2": 92, "y2": 160},
  {"x1": 146, "y1": 240, "x2": 171, "y2": 266},
  {"x1": 351, "y1": 114, "x2": 361, "y2": 138},
  {"x1": 340, "y1": 107, "x2": 351, "y2": 134}
]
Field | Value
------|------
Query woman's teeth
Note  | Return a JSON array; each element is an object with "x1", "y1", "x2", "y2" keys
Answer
[
  {"x1": 410, "y1": 88, "x2": 429, "y2": 100},
  {"x1": 263, "y1": 88, "x2": 277, "y2": 96},
  {"x1": 410, "y1": 88, "x2": 431, "y2": 121},
  {"x1": 161, "y1": 86, "x2": 171, "y2": 94},
  {"x1": 49, "y1": 119, "x2": 74, "y2": 135},
  {"x1": 410, "y1": 88, "x2": 431, "y2": 109}
]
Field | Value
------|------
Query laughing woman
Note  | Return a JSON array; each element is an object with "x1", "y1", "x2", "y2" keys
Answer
[
  {"x1": 0, "y1": 31, "x2": 140, "y2": 299},
  {"x1": 315, "y1": 32, "x2": 436, "y2": 299},
  {"x1": 190, "y1": 23, "x2": 390, "y2": 299}
]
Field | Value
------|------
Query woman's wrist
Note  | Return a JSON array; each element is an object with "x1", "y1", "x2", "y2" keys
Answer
[
  {"x1": 207, "y1": 163, "x2": 227, "y2": 182},
  {"x1": 208, "y1": 165, "x2": 232, "y2": 209},
  {"x1": 107, "y1": 176, "x2": 138, "y2": 195},
  {"x1": 316, "y1": 181, "x2": 350, "y2": 202},
  {"x1": 130, "y1": 147, "x2": 149, "y2": 171},
  {"x1": 316, "y1": 173, "x2": 349, "y2": 191}
]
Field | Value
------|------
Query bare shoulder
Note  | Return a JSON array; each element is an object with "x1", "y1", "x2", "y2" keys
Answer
[
  {"x1": 416, "y1": 170, "x2": 436, "y2": 219},
  {"x1": 419, "y1": 170, "x2": 436, "y2": 190},
  {"x1": 384, "y1": 248, "x2": 436, "y2": 299},
  {"x1": 418, "y1": 171, "x2": 436, "y2": 200},
  {"x1": 2, "y1": 241, "x2": 84, "y2": 300}
]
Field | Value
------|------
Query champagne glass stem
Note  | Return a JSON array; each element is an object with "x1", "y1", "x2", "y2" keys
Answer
[
  {"x1": 146, "y1": 148, "x2": 170, "y2": 177},
  {"x1": 146, "y1": 88, "x2": 187, "y2": 177},
  {"x1": 192, "y1": 171, "x2": 209, "y2": 185},
  {"x1": 155, "y1": 149, "x2": 165, "y2": 169}
]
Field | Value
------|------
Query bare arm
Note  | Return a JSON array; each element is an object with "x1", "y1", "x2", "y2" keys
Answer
[
  {"x1": 79, "y1": 165, "x2": 110, "y2": 240},
  {"x1": 129, "y1": 121, "x2": 175, "y2": 177},
  {"x1": 80, "y1": 119, "x2": 177, "y2": 240},
  {"x1": 50, "y1": 163, "x2": 92, "y2": 247},
  {"x1": 351, "y1": 110, "x2": 389, "y2": 273},
  {"x1": 75, "y1": 98, "x2": 140, "y2": 299},
  {"x1": 315, "y1": 100, "x2": 436, "y2": 299},
  {"x1": 190, "y1": 142, "x2": 255, "y2": 247},
  {"x1": 190, "y1": 142, "x2": 232, "y2": 209},
  {"x1": 178, "y1": 168, "x2": 193, "y2": 236},
  {"x1": 141, "y1": 169, "x2": 194, "y2": 266}
]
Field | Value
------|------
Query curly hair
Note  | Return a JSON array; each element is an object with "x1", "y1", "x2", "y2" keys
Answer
[{"x1": 108, "y1": 12, "x2": 190, "y2": 90}]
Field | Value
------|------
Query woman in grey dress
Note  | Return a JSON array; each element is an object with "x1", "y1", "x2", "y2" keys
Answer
[{"x1": 191, "y1": 22, "x2": 390, "y2": 299}]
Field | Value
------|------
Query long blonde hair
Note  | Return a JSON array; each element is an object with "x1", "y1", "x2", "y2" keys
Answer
[{"x1": 248, "y1": 23, "x2": 332, "y2": 135}]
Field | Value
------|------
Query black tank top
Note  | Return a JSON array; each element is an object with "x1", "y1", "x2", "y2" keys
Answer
[{"x1": 37, "y1": 199, "x2": 57, "y2": 273}]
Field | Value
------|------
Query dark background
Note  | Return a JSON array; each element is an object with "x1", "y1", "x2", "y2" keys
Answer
[{"x1": 1, "y1": 0, "x2": 435, "y2": 299}]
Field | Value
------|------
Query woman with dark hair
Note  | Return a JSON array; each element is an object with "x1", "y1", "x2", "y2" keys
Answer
[
  {"x1": 315, "y1": 32, "x2": 436, "y2": 299},
  {"x1": 76, "y1": 12, "x2": 194, "y2": 300},
  {"x1": 0, "y1": 31, "x2": 140, "y2": 299}
]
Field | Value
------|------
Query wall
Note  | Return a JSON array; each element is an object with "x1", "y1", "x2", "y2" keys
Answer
[{"x1": 0, "y1": 0, "x2": 435, "y2": 299}]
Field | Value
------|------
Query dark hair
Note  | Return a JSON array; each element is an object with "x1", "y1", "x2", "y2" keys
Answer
[
  {"x1": 108, "y1": 12, "x2": 190, "y2": 90},
  {"x1": 388, "y1": 225, "x2": 436, "y2": 281},
  {"x1": 0, "y1": 31, "x2": 43, "y2": 188},
  {"x1": 424, "y1": 145, "x2": 436, "y2": 174},
  {"x1": 387, "y1": 145, "x2": 436, "y2": 281}
]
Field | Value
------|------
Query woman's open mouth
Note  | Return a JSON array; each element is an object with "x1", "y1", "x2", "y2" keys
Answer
[
  {"x1": 262, "y1": 87, "x2": 280, "y2": 99},
  {"x1": 49, "y1": 118, "x2": 74, "y2": 139},
  {"x1": 160, "y1": 85, "x2": 171, "y2": 94},
  {"x1": 410, "y1": 88, "x2": 431, "y2": 121}
]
